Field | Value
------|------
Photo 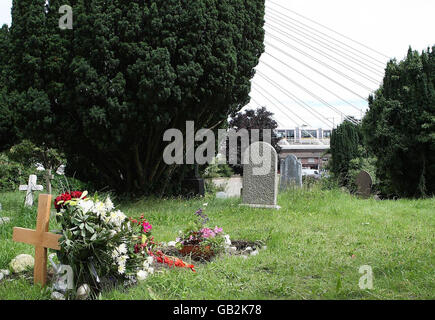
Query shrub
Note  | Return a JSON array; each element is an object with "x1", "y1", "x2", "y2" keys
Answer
[
  {"x1": 203, "y1": 163, "x2": 234, "y2": 179},
  {"x1": 0, "y1": 153, "x2": 44, "y2": 192}
]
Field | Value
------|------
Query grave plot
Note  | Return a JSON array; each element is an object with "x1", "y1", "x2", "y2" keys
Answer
[{"x1": 5, "y1": 191, "x2": 267, "y2": 300}]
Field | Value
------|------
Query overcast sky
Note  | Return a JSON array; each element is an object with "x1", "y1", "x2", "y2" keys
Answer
[{"x1": 1, "y1": 0, "x2": 434, "y2": 129}]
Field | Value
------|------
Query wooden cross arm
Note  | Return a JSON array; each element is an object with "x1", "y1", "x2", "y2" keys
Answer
[{"x1": 13, "y1": 227, "x2": 61, "y2": 250}]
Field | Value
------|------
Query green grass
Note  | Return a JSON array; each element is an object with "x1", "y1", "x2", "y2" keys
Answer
[{"x1": 0, "y1": 188, "x2": 434, "y2": 300}]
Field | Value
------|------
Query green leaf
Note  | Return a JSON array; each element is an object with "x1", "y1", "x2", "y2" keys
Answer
[{"x1": 85, "y1": 224, "x2": 95, "y2": 233}]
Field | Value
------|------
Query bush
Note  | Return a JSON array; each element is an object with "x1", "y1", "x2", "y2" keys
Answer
[
  {"x1": 204, "y1": 179, "x2": 226, "y2": 195},
  {"x1": 6, "y1": 140, "x2": 65, "y2": 172},
  {"x1": 347, "y1": 156, "x2": 377, "y2": 194},
  {"x1": 362, "y1": 47, "x2": 435, "y2": 198},
  {"x1": 202, "y1": 163, "x2": 234, "y2": 179},
  {"x1": 0, "y1": 153, "x2": 44, "y2": 192}
]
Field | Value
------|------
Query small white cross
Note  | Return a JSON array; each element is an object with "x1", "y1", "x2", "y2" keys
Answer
[{"x1": 19, "y1": 175, "x2": 44, "y2": 207}]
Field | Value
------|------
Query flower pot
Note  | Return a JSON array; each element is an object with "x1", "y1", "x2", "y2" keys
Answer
[{"x1": 179, "y1": 245, "x2": 214, "y2": 260}]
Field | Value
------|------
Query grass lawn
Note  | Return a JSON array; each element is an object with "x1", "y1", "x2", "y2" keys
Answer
[{"x1": 0, "y1": 188, "x2": 433, "y2": 300}]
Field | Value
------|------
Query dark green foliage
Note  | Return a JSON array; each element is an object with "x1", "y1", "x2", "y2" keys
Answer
[
  {"x1": 362, "y1": 47, "x2": 435, "y2": 198},
  {"x1": 203, "y1": 162, "x2": 234, "y2": 178},
  {"x1": 8, "y1": 0, "x2": 265, "y2": 195},
  {"x1": 329, "y1": 120, "x2": 361, "y2": 186},
  {"x1": 347, "y1": 150, "x2": 377, "y2": 193},
  {"x1": 0, "y1": 153, "x2": 44, "y2": 192},
  {"x1": 7, "y1": 140, "x2": 65, "y2": 172},
  {"x1": 0, "y1": 141, "x2": 87, "y2": 193},
  {"x1": 0, "y1": 24, "x2": 18, "y2": 151}
]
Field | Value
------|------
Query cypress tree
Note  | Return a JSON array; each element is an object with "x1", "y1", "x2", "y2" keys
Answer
[{"x1": 329, "y1": 120, "x2": 361, "y2": 186}]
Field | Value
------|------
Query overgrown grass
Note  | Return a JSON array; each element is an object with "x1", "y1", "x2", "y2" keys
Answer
[{"x1": 0, "y1": 187, "x2": 433, "y2": 300}]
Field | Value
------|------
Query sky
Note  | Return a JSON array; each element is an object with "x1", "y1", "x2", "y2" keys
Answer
[{"x1": 1, "y1": 0, "x2": 434, "y2": 129}]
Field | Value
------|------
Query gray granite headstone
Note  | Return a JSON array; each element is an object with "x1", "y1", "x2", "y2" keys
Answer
[
  {"x1": 280, "y1": 155, "x2": 302, "y2": 191},
  {"x1": 240, "y1": 142, "x2": 280, "y2": 209},
  {"x1": 355, "y1": 170, "x2": 373, "y2": 198}
]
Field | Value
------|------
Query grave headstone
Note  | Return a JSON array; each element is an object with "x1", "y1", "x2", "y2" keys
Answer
[
  {"x1": 19, "y1": 175, "x2": 43, "y2": 207},
  {"x1": 279, "y1": 155, "x2": 302, "y2": 191},
  {"x1": 355, "y1": 170, "x2": 373, "y2": 198},
  {"x1": 240, "y1": 142, "x2": 280, "y2": 209},
  {"x1": 12, "y1": 194, "x2": 61, "y2": 286}
]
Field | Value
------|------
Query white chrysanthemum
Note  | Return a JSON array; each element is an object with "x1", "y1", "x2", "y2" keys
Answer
[
  {"x1": 77, "y1": 199, "x2": 94, "y2": 214},
  {"x1": 118, "y1": 243, "x2": 127, "y2": 254},
  {"x1": 111, "y1": 248, "x2": 119, "y2": 258},
  {"x1": 136, "y1": 270, "x2": 148, "y2": 281},
  {"x1": 147, "y1": 267, "x2": 154, "y2": 274},
  {"x1": 107, "y1": 210, "x2": 127, "y2": 227},
  {"x1": 108, "y1": 211, "x2": 118, "y2": 224},
  {"x1": 146, "y1": 256, "x2": 154, "y2": 265},
  {"x1": 143, "y1": 260, "x2": 149, "y2": 268},
  {"x1": 117, "y1": 255, "x2": 128, "y2": 265},
  {"x1": 92, "y1": 201, "x2": 106, "y2": 218},
  {"x1": 105, "y1": 197, "x2": 115, "y2": 212},
  {"x1": 117, "y1": 264, "x2": 126, "y2": 274},
  {"x1": 117, "y1": 210, "x2": 127, "y2": 221}
]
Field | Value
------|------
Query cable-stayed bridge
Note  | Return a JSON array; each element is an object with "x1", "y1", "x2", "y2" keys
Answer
[{"x1": 247, "y1": 0, "x2": 391, "y2": 140}]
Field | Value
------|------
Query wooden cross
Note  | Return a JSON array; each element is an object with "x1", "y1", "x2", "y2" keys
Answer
[
  {"x1": 44, "y1": 169, "x2": 55, "y2": 194},
  {"x1": 13, "y1": 194, "x2": 61, "y2": 286},
  {"x1": 19, "y1": 175, "x2": 44, "y2": 207}
]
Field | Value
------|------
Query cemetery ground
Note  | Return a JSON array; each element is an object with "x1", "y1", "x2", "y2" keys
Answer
[{"x1": 0, "y1": 187, "x2": 433, "y2": 300}]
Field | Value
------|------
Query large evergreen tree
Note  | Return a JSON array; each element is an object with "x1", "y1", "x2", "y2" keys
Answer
[
  {"x1": 0, "y1": 24, "x2": 17, "y2": 151},
  {"x1": 329, "y1": 120, "x2": 361, "y2": 186},
  {"x1": 362, "y1": 47, "x2": 435, "y2": 197},
  {"x1": 7, "y1": 0, "x2": 265, "y2": 195}
]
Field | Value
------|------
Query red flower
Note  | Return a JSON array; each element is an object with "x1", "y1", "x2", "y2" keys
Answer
[
  {"x1": 151, "y1": 250, "x2": 195, "y2": 272},
  {"x1": 54, "y1": 191, "x2": 85, "y2": 211}
]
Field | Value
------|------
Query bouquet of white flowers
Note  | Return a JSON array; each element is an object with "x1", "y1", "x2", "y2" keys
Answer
[{"x1": 54, "y1": 191, "x2": 142, "y2": 296}]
